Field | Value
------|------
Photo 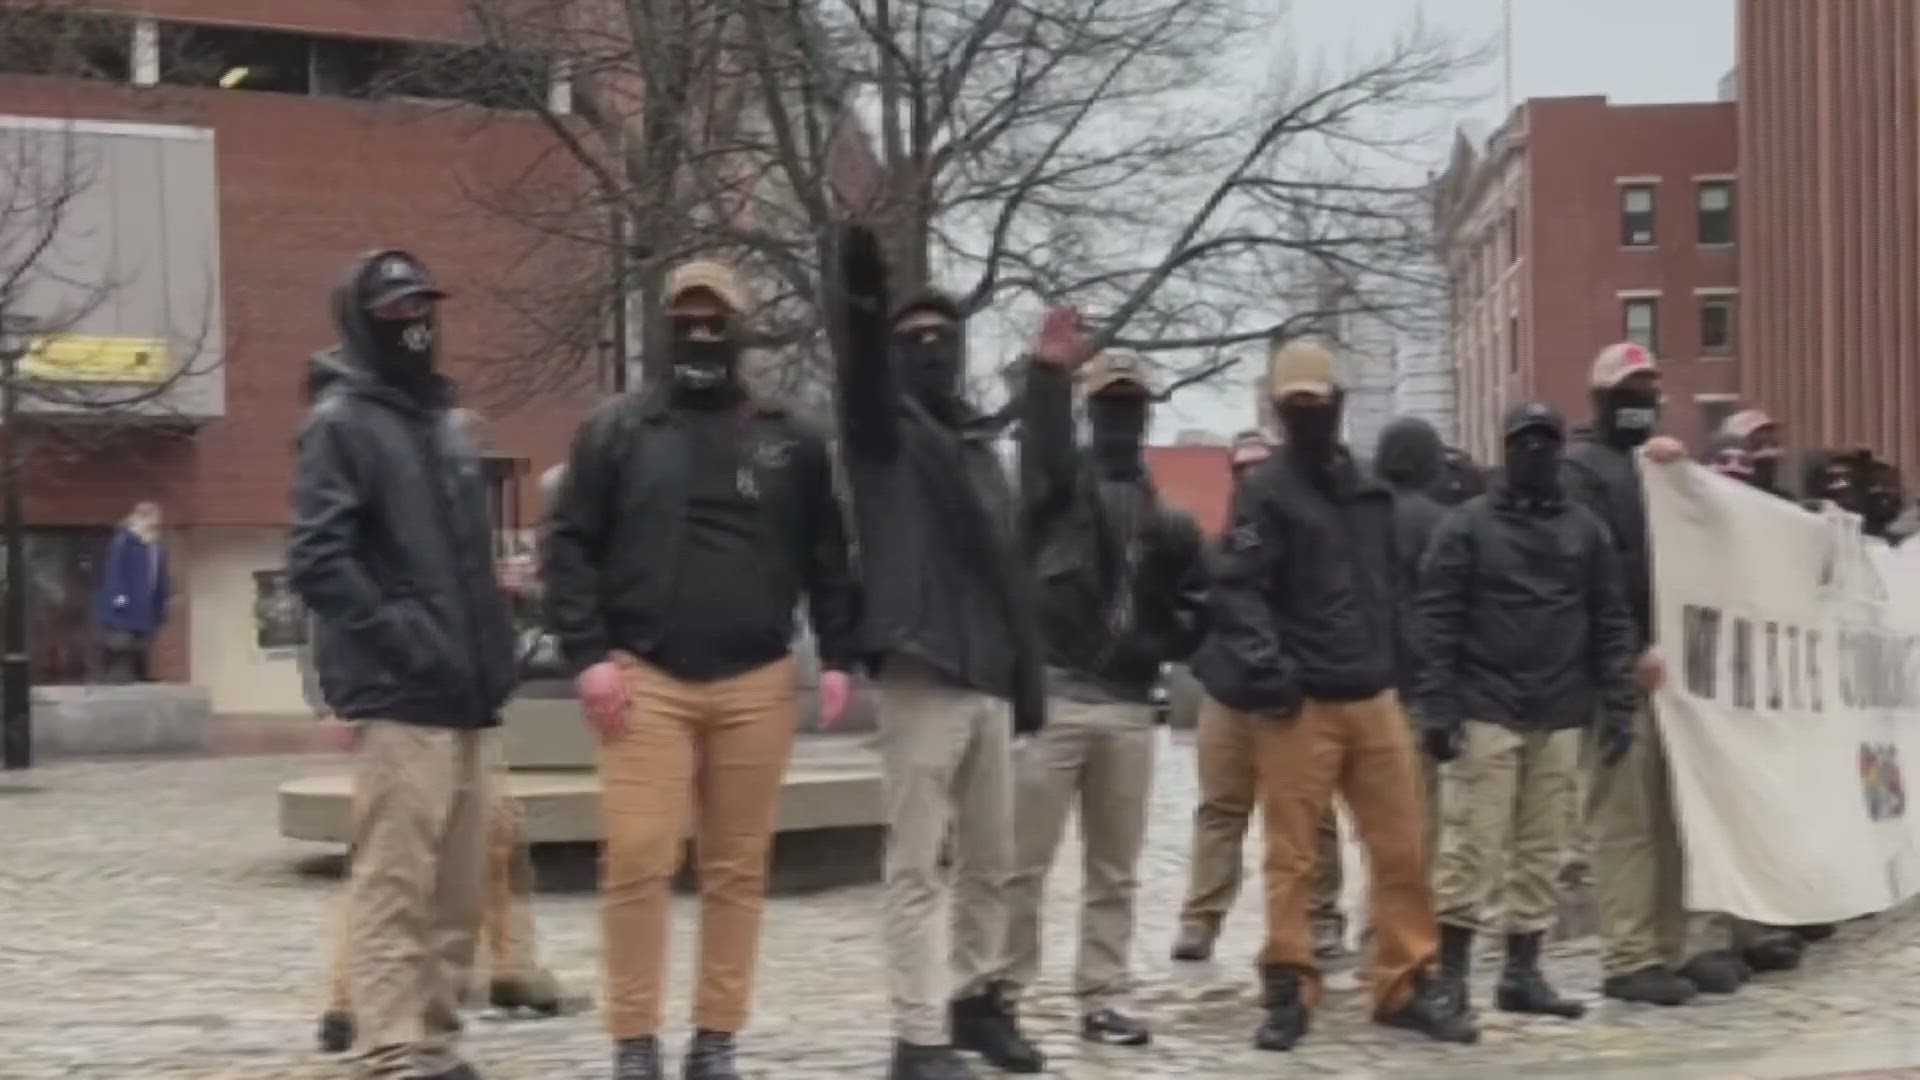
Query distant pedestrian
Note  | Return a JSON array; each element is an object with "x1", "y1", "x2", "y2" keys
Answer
[
  {"x1": 288, "y1": 249, "x2": 519, "y2": 1080},
  {"x1": 92, "y1": 501, "x2": 169, "y2": 683}
]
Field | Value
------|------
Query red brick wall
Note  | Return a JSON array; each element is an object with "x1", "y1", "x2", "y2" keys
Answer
[{"x1": 3, "y1": 76, "x2": 603, "y2": 528}]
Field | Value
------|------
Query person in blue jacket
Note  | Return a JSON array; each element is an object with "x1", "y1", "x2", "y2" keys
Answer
[{"x1": 92, "y1": 501, "x2": 170, "y2": 682}]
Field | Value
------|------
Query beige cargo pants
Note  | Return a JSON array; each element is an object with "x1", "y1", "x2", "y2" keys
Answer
[
  {"x1": 345, "y1": 721, "x2": 494, "y2": 1079},
  {"x1": 999, "y1": 697, "x2": 1156, "y2": 1009},
  {"x1": 1433, "y1": 723, "x2": 1582, "y2": 933},
  {"x1": 876, "y1": 659, "x2": 1016, "y2": 1046}
]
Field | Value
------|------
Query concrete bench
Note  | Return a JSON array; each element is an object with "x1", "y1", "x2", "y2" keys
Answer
[{"x1": 31, "y1": 684, "x2": 213, "y2": 758}]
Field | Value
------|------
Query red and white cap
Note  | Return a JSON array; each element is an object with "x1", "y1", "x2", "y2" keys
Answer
[{"x1": 1589, "y1": 341, "x2": 1660, "y2": 388}]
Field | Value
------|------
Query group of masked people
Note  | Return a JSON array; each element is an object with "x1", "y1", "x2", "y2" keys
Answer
[
  {"x1": 285, "y1": 235, "x2": 1865, "y2": 1080},
  {"x1": 1708, "y1": 407, "x2": 1912, "y2": 543}
]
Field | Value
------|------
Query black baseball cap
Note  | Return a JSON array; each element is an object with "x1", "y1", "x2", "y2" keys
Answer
[
  {"x1": 357, "y1": 249, "x2": 448, "y2": 309},
  {"x1": 1503, "y1": 400, "x2": 1566, "y2": 441}
]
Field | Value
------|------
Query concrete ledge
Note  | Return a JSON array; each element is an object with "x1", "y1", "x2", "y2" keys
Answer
[{"x1": 32, "y1": 684, "x2": 212, "y2": 758}]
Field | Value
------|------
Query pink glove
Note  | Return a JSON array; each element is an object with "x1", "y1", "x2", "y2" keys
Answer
[
  {"x1": 818, "y1": 669, "x2": 853, "y2": 730},
  {"x1": 576, "y1": 660, "x2": 629, "y2": 743}
]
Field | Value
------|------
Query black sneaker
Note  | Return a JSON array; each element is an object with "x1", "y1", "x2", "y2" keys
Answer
[
  {"x1": 1602, "y1": 965, "x2": 1697, "y2": 1006},
  {"x1": 1254, "y1": 967, "x2": 1310, "y2": 1052},
  {"x1": 316, "y1": 1009, "x2": 354, "y2": 1054},
  {"x1": 886, "y1": 1042, "x2": 975, "y2": 1080},
  {"x1": 1170, "y1": 922, "x2": 1215, "y2": 962},
  {"x1": 613, "y1": 1036, "x2": 664, "y2": 1080},
  {"x1": 682, "y1": 1030, "x2": 739, "y2": 1080},
  {"x1": 1793, "y1": 923, "x2": 1837, "y2": 943},
  {"x1": 1496, "y1": 933, "x2": 1585, "y2": 1019},
  {"x1": 950, "y1": 988, "x2": 1044, "y2": 1073},
  {"x1": 1080, "y1": 1007, "x2": 1151, "y2": 1047},
  {"x1": 489, "y1": 970, "x2": 566, "y2": 1017},
  {"x1": 1742, "y1": 932, "x2": 1805, "y2": 973},
  {"x1": 1678, "y1": 950, "x2": 1747, "y2": 994},
  {"x1": 1376, "y1": 973, "x2": 1480, "y2": 1045}
]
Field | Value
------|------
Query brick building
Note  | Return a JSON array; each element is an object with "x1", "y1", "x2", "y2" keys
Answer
[
  {"x1": 1737, "y1": 0, "x2": 1920, "y2": 477},
  {"x1": 2, "y1": 1, "x2": 603, "y2": 711},
  {"x1": 1433, "y1": 96, "x2": 1739, "y2": 462}
]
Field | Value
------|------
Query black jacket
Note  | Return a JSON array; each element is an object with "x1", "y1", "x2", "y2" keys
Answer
[
  {"x1": 1190, "y1": 448, "x2": 1399, "y2": 714},
  {"x1": 1562, "y1": 435, "x2": 1652, "y2": 651},
  {"x1": 540, "y1": 392, "x2": 860, "y2": 675},
  {"x1": 829, "y1": 288, "x2": 1046, "y2": 732},
  {"x1": 287, "y1": 276, "x2": 518, "y2": 729},
  {"x1": 1374, "y1": 418, "x2": 1448, "y2": 690},
  {"x1": 1020, "y1": 362, "x2": 1208, "y2": 703},
  {"x1": 1413, "y1": 489, "x2": 1638, "y2": 734}
]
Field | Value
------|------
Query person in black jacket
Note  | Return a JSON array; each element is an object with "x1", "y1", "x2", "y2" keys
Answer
[
  {"x1": 542, "y1": 260, "x2": 860, "y2": 1080},
  {"x1": 1430, "y1": 446, "x2": 1487, "y2": 507},
  {"x1": 1191, "y1": 338, "x2": 1477, "y2": 1053},
  {"x1": 995, "y1": 325, "x2": 1208, "y2": 1048},
  {"x1": 287, "y1": 249, "x2": 519, "y2": 1080},
  {"x1": 1562, "y1": 341, "x2": 1732, "y2": 1008},
  {"x1": 1416, "y1": 400, "x2": 1637, "y2": 1021},
  {"x1": 824, "y1": 225, "x2": 1046, "y2": 1080}
]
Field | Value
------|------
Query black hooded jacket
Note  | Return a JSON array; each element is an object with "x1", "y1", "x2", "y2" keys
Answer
[
  {"x1": 1561, "y1": 433, "x2": 1652, "y2": 652},
  {"x1": 286, "y1": 253, "x2": 518, "y2": 729},
  {"x1": 1373, "y1": 418, "x2": 1448, "y2": 690}
]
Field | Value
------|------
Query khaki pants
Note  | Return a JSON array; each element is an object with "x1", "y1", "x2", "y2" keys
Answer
[
  {"x1": 600, "y1": 656, "x2": 798, "y2": 1038},
  {"x1": 876, "y1": 660, "x2": 1015, "y2": 1045},
  {"x1": 348, "y1": 722, "x2": 495, "y2": 1079},
  {"x1": 1433, "y1": 723, "x2": 1581, "y2": 934},
  {"x1": 1000, "y1": 698, "x2": 1156, "y2": 1008},
  {"x1": 1249, "y1": 691, "x2": 1435, "y2": 1013},
  {"x1": 325, "y1": 776, "x2": 542, "y2": 1014},
  {"x1": 1179, "y1": 696, "x2": 1343, "y2": 935},
  {"x1": 1587, "y1": 701, "x2": 1724, "y2": 976}
]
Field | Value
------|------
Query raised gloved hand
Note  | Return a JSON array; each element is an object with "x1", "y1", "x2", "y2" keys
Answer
[
  {"x1": 1598, "y1": 717, "x2": 1635, "y2": 767},
  {"x1": 1423, "y1": 722, "x2": 1465, "y2": 764},
  {"x1": 835, "y1": 223, "x2": 889, "y2": 306}
]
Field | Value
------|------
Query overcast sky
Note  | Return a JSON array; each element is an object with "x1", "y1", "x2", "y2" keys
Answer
[{"x1": 1148, "y1": 0, "x2": 1737, "y2": 440}]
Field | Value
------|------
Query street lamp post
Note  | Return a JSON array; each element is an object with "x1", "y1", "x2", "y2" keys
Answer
[{"x1": 0, "y1": 310, "x2": 31, "y2": 770}]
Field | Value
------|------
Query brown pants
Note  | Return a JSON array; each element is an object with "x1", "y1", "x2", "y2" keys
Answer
[
  {"x1": 1180, "y1": 696, "x2": 1342, "y2": 935},
  {"x1": 326, "y1": 776, "x2": 542, "y2": 1013},
  {"x1": 600, "y1": 655, "x2": 797, "y2": 1039},
  {"x1": 348, "y1": 722, "x2": 494, "y2": 1079},
  {"x1": 1249, "y1": 692, "x2": 1436, "y2": 1013}
]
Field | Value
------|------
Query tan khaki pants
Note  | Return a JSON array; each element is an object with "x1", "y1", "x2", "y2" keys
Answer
[
  {"x1": 325, "y1": 776, "x2": 541, "y2": 1014},
  {"x1": 348, "y1": 722, "x2": 494, "y2": 1079},
  {"x1": 600, "y1": 655, "x2": 798, "y2": 1038},
  {"x1": 1433, "y1": 723, "x2": 1581, "y2": 934},
  {"x1": 1000, "y1": 698, "x2": 1156, "y2": 1008},
  {"x1": 1179, "y1": 696, "x2": 1342, "y2": 934},
  {"x1": 876, "y1": 660, "x2": 1015, "y2": 1045},
  {"x1": 1249, "y1": 692, "x2": 1436, "y2": 1013}
]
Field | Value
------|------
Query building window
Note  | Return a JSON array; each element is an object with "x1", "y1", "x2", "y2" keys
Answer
[
  {"x1": 1620, "y1": 184, "x2": 1656, "y2": 247},
  {"x1": 1700, "y1": 295, "x2": 1735, "y2": 354},
  {"x1": 1624, "y1": 297, "x2": 1658, "y2": 351},
  {"x1": 1698, "y1": 181, "x2": 1734, "y2": 245},
  {"x1": 160, "y1": 24, "x2": 314, "y2": 94},
  {"x1": 0, "y1": 10, "x2": 132, "y2": 81}
]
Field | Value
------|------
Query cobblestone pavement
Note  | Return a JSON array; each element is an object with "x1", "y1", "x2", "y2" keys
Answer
[{"x1": 5, "y1": 736, "x2": 1920, "y2": 1079}]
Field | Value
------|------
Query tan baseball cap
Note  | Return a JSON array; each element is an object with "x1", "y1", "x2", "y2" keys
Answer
[
  {"x1": 1720, "y1": 408, "x2": 1775, "y2": 441},
  {"x1": 1268, "y1": 339, "x2": 1338, "y2": 399},
  {"x1": 1080, "y1": 349, "x2": 1156, "y2": 395},
  {"x1": 666, "y1": 260, "x2": 751, "y2": 315},
  {"x1": 1589, "y1": 341, "x2": 1660, "y2": 388}
]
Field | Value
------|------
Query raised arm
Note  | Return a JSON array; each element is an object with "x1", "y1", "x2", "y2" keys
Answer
[{"x1": 826, "y1": 224, "x2": 898, "y2": 453}]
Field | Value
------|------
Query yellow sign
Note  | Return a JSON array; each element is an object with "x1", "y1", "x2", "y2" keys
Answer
[{"x1": 20, "y1": 335, "x2": 172, "y2": 383}]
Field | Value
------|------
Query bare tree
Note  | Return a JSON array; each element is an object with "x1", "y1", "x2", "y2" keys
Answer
[{"x1": 449, "y1": 0, "x2": 1484, "y2": 403}]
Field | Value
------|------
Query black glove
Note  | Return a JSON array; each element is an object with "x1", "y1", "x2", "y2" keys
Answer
[
  {"x1": 1598, "y1": 718, "x2": 1635, "y2": 767},
  {"x1": 1423, "y1": 722, "x2": 1465, "y2": 764},
  {"x1": 835, "y1": 223, "x2": 889, "y2": 307}
]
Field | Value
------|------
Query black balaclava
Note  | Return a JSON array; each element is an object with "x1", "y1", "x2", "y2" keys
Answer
[
  {"x1": 666, "y1": 333, "x2": 743, "y2": 410},
  {"x1": 1751, "y1": 449, "x2": 1782, "y2": 492},
  {"x1": 1087, "y1": 390, "x2": 1149, "y2": 480},
  {"x1": 1275, "y1": 391, "x2": 1344, "y2": 458},
  {"x1": 1501, "y1": 401, "x2": 1566, "y2": 501},
  {"x1": 1594, "y1": 381, "x2": 1660, "y2": 449},
  {"x1": 891, "y1": 291, "x2": 968, "y2": 424},
  {"x1": 1863, "y1": 462, "x2": 1903, "y2": 537},
  {"x1": 344, "y1": 252, "x2": 440, "y2": 393}
]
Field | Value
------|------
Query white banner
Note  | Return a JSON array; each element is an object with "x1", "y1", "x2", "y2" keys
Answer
[{"x1": 1648, "y1": 462, "x2": 1920, "y2": 925}]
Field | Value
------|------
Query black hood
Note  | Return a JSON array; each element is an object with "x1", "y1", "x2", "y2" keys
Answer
[
  {"x1": 305, "y1": 349, "x2": 356, "y2": 403},
  {"x1": 1373, "y1": 416, "x2": 1444, "y2": 489},
  {"x1": 324, "y1": 250, "x2": 451, "y2": 412}
]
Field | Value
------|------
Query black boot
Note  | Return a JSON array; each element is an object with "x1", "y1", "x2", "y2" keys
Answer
[
  {"x1": 316, "y1": 1009, "x2": 354, "y2": 1054},
  {"x1": 1742, "y1": 930, "x2": 1805, "y2": 974},
  {"x1": 1171, "y1": 921, "x2": 1215, "y2": 962},
  {"x1": 949, "y1": 986, "x2": 1044, "y2": 1073},
  {"x1": 886, "y1": 1042, "x2": 975, "y2": 1080},
  {"x1": 1602, "y1": 965, "x2": 1697, "y2": 1006},
  {"x1": 1376, "y1": 970, "x2": 1480, "y2": 1044},
  {"x1": 490, "y1": 969, "x2": 567, "y2": 1017},
  {"x1": 1793, "y1": 922, "x2": 1837, "y2": 943},
  {"x1": 1080, "y1": 1007, "x2": 1151, "y2": 1047},
  {"x1": 1678, "y1": 950, "x2": 1747, "y2": 994},
  {"x1": 1496, "y1": 932, "x2": 1586, "y2": 1018},
  {"x1": 613, "y1": 1036, "x2": 664, "y2": 1080},
  {"x1": 682, "y1": 1030, "x2": 739, "y2": 1080},
  {"x1": 1253, "y1": 967, "x2": 1310, "y2": 1052},
  {"x1": 1437, "y1": 924, "x2": 1474, "y2": 1008}
]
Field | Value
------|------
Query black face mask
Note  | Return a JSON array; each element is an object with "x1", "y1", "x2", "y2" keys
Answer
[
  {"x1": 1275, "y1": 399, "x2": 1343, "y2": 456},
  {"x1": 365, "y1": 314, "x2": 436, "y2": 388},
  {"x1": 667, "y1": 338, "x2": 742, "y2": 408},
  {"x1": 892, "y1": 325, "x2": 966, "y2": 421},
  {"x1": 1504, "y1": 432, "x2": 1563, "y2": 499},
  {"x1": 1751, "y1": 451, "x2": 1781, "y2": 491},
  {"x1": 1865, "y1": 489, "x2": 1903, "y2": 535},
  {"x1": 1596, "y1": 386, "x2": 1660, "y2": 449},
  {"x1": 1087, "y1": 392, "x2": 1149, "y2": 479}
]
